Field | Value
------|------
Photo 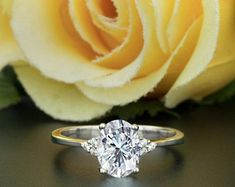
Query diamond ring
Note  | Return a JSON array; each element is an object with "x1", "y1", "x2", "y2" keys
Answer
[{"x1": 52, "y1": 120, "x2": 184, "y2": 178}]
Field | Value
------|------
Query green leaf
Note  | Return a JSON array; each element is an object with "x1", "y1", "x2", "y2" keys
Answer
[
  {"x1": 109, "y1": 100, "x2": 180, "y2": 120},
  {"x1": 202, "y1": 80, "x2": 235, "y2": 105},
  {"x1": 0, "y1": 70, "x2": 21, "y2": 110}
]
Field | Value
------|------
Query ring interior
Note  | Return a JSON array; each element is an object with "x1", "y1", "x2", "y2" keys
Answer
[
  {"x1": 61, "y1": 126, "x2": 177, "y2": 141},
  {"x1": 139, "y1": 128, "x2": 176, "y2": 140},
  {"x1": 61, "y1": 127, "x2": 99, "y2": 140}
]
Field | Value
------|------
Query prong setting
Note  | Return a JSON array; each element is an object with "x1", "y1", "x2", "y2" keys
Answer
[
  {"x1": 99, "y1": 123, "x2": 106, "y2": 130},
  {"x1": 132, "y1": 124, "x2": 139, "y2": 131},
  {"x1": 100, "y1": 168, "x2": 107, "y2": 174},
  {"x1": 134, "y1": 168, "x2": 139, "y2": 173}
]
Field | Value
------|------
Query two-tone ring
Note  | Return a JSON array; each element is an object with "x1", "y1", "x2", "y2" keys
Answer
[{"x1": 52, "y1": 119, "x2": 184, "y2": 178}]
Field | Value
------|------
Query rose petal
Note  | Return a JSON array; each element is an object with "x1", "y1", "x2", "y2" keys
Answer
[
  {"x1": 11, "y1": 0, "x2": 114, "y2": 83},
  {"x1": 92, "y1": 0, "x2": 143, "y2": 69},
  {"x1": 167, "y1": 60, "x2": 235, "y2": 104},
  {"x1": 111, "y1": 0, "x2": 129, "y2": 27},
  {"x1": 193, "y1": 61, "x2": 235, "y2": 100},
  {"x1": 15, "y1": 66, "x2": 112, "y2": 122},
  {"x1": 85, "y1": 0, "x2": 167, "y2": 88},
  {"x1": 135, "y1": 0, "x2": 168, "y2": 76},
  {"x1": 69, "y1": 0, "x2": 110, "y2": 55},
  {"x1": 156, "y1": 17, "x2": 202, "y2": 95},
  {"x1": 86, "y1": 0, "x2": 127, "y2": 47},
  {"x1": 0, "y1": 0, "x2": 12, "y2": 16},
  {"x1": 167, "y1": 0, "x2": 202, "y2": 51},
  {"x1": 210, "y1": 0, "x2": 235, "y2": 65},
  {"x1": 152, "y1": 0, "x2": 174, "y2": 53},
  {"x1": 165, "y1": 0, "x2": 220, "y2": 107},
  {"x1": 0, "y1": 7, "x2": 24, "y2": 70},
  {"x1": 77, "y1": 19, "x2": 196, "y2": 106}
]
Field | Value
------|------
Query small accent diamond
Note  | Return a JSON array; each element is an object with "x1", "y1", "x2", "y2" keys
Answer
[
  {"x1": 138, "y1": 138, "x2": 157, "y2": 156},
  {"x1": 81, "y1": 137, "x2": 100, "y2": 156}
]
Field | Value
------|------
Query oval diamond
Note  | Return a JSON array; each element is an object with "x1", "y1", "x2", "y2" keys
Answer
[
  {"x1": 81, "y1": 119, "x2": 157, "y2": 178},
  {"x1": 96, "y1": 120, "x2": 142, "y2": 178}
]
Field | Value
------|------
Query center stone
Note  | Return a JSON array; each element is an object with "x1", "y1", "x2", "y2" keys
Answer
[{"x1": 97, "y1": 120, "x2": 141, "y2": 178}]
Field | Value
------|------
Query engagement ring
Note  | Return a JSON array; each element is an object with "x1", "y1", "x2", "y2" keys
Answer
[{"x1": 52, "y1": 120, "x2": 184, "y2": 178}]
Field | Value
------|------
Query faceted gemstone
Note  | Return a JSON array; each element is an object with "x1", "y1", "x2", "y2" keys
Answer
[
  {"x1": 97, "y1": 120, "x2": 141, "y2": 177},
  {"x1": 82, "y1": 120, "x2": 157, "y2": 178},
  {"x1": 82, "y1": 137, "x2": 100, "y2": 156}
]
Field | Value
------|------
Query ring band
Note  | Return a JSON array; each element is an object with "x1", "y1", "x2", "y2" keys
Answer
[
  {"x1": 52, "y1": 125, "x2": 184, "y2": 147},
  {"x1": 52, "y1": 120, "x2": 184, "y2": 178}
]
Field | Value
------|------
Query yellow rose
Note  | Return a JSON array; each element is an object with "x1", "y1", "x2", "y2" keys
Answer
[{"x1": 0, "y1": 0, "x2": 235, "y2": 121}]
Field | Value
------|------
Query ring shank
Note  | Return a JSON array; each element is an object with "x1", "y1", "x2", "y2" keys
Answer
[
  {"x1": 52, "y1": 125, "x2": 184, "y2": 147},
  {"x1": 138, "y1": 126, "x2": 184, "y2": 146}
]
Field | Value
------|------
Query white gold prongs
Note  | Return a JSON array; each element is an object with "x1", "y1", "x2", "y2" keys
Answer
[
  {"x1": 99, "y1": 168, "x2": 107, "y2": 174},
  {"x1": 99, "y1": 123, "x2": 106, "y2": 130},
  {"x1": 132, "y1": 124, "x2": 139, "y2": 131},
  {"x1": 134, "y1": 168, "x2": 139, "y2": 173}
]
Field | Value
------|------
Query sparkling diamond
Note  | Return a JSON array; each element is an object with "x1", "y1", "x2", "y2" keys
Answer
[
  {"x1": 98, "y1": 120, "x2": 141, "y2": 177},
  {"x1": 82, "y1": 120, "x2": 157, "y2": 178},
  {"x1": 82, "y1": 137, "x2": 100, "y2": 156},
  {"x1": 82, "y1": 120, "x2": 156, "y2": 178}
]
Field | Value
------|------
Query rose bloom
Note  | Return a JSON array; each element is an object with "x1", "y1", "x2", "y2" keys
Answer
[{"x1": 0, "y1": 0, "x2": 234, "y2": 121}]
